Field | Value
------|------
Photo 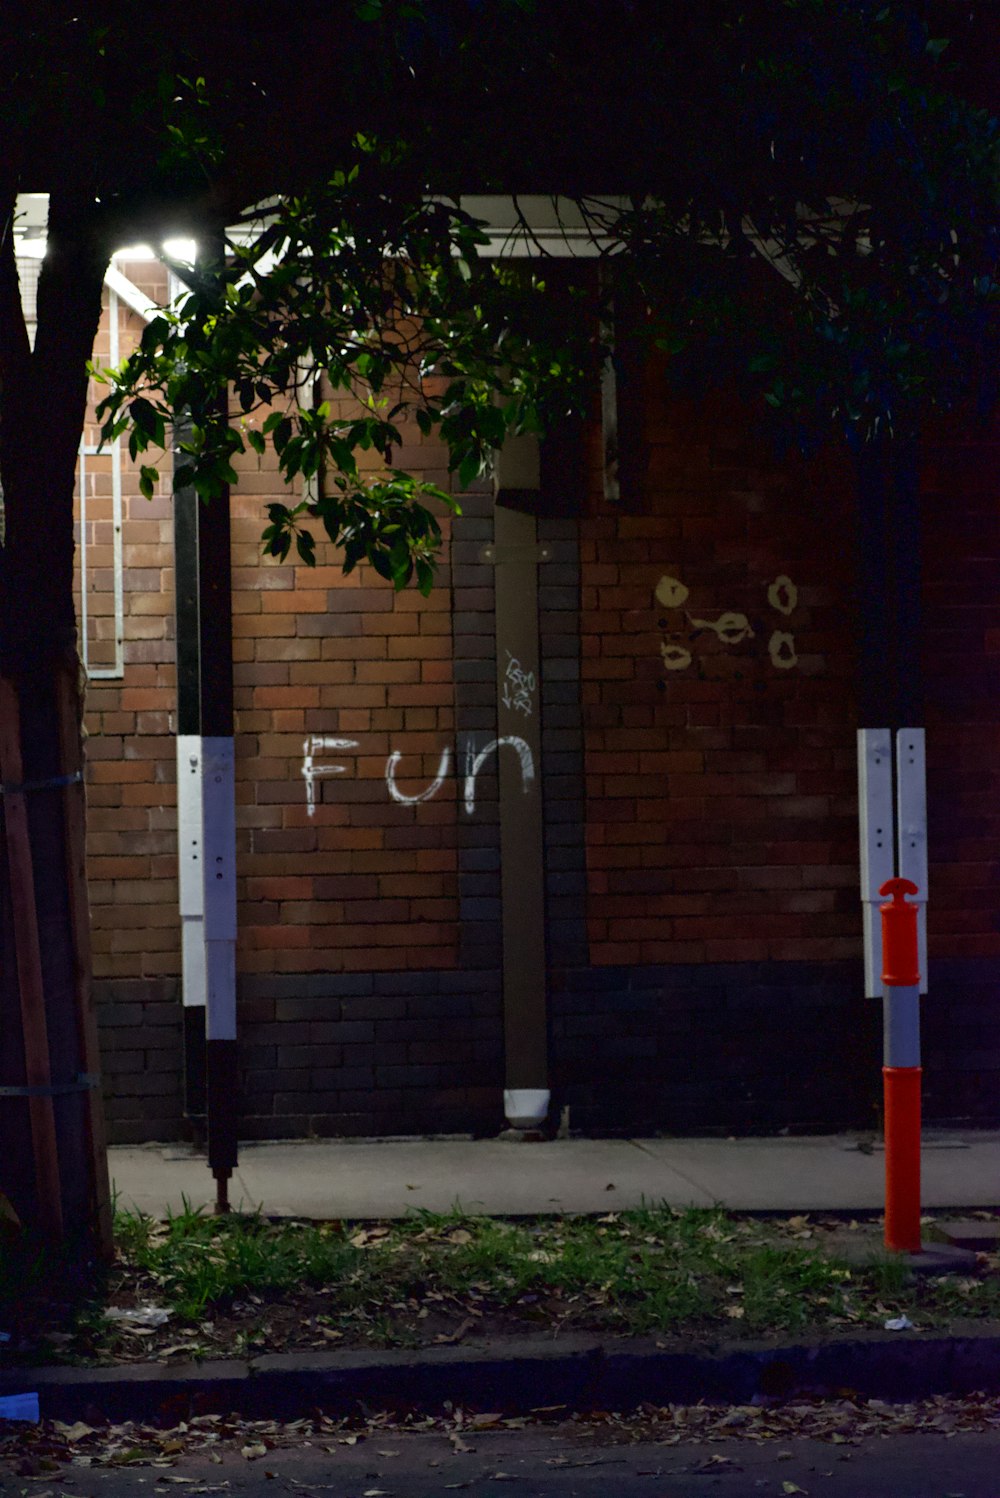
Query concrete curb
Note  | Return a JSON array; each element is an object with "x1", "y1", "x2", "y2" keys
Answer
[{"x1": 5, "y1": 1329, "x2": 1000, "y2": 1423}]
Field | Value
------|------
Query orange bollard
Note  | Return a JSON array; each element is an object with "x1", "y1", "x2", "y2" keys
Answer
[
  {"x1": 879, "y1": 878, "x2": 922, "y2": 1255},
  {"x1": 883, "y1": 1066, "x2": 921, "y2": 1253}
]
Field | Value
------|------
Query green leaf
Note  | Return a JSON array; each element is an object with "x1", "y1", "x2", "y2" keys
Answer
[
  {"x1": 139, "y1": 465, "x2": 159, "y2": 500},
  {"x1": 457, "y1": 452, "x2": 482, "y2": 488},
  {"x1": 129, "y1": 396, "x2": 159, "y2": 435}
]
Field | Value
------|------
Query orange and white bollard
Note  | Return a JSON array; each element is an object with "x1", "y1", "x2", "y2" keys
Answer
[{"x1": 879, "y1": 877, "x2": 922, "y2": 1254}]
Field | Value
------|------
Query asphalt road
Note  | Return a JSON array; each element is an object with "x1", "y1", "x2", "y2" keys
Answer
[{"x1": 5, "y1": 1427, "x2": 1000, "y2": 1497}]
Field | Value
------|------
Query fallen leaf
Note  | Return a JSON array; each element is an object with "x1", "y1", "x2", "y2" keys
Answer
[
  {"x1": 53, "y1": 1421, "x2": 96, "y2": 1442},
  {"x1": 434, "y1": 1317, "x2": 476, "y2": 1345},
  {"x1": 782, "y1": 1484, "x2": 809, "y2": 1495},
  {"x1": 241, "y1": 1443, "x2": 267, "y2": 1460}
]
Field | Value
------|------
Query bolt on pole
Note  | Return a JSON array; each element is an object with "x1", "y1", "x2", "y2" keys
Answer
[{"x1": 879, "y1": 876, "x2": 922, "y2": 1254}]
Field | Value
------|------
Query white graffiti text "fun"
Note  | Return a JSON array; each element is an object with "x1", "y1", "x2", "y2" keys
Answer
[
  {"x1": 463, "y1": 735, "x2": 535, "y2": 815},
  {"x1": 302, "y1": 736, "x2": 359, "y2": 817},
  {"x1": 385, "y1": 747, "x2": 452, "y2": 804}
]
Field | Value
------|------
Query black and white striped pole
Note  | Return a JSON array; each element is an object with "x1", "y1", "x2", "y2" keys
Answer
[
  {"x1": 173, "y1": 408, "x2": 238, "y2": 1213},
  {"x1": 175, "y1": 431, "x2": 207, "y2": 1141}
]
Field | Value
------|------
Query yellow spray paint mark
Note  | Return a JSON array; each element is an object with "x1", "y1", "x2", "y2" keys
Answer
[
  {"x1": 767, "y1": 575, "x2": 798, "y2": 615},
  {"x1": 660, "y1": 641, "x2": 693, "y2": 671},
  {"x1": 655, "y1": 575, "x2": 689, "y2": 609},
  {"x1": 687, "y1": 611, "x2": 755, "y2": 646},
  {"x1": 768, "y1": 630, "x2": 798, "y2": 669}
]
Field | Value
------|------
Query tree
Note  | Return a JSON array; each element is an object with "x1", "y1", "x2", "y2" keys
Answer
[{"x1": 0, "y1": 0, "x2": 996, "y2": 1249}]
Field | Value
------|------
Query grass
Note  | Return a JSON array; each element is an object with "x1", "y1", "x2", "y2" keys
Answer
[
  {"x1": 105, "y1": 1202, "x2": 999, "y2": 1339},
  {"x1": 4, "y1": 1204, "x2": 999, "y2": 1363}
]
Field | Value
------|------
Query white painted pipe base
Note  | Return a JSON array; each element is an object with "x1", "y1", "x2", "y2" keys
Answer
[{"x1": 504, "y1": 1088, "x2": 550, "y2": 1129}]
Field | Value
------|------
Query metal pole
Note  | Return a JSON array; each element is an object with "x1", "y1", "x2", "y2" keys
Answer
[{"x1": 171, "y1": 266, "x2": 238, "y2": 1207}]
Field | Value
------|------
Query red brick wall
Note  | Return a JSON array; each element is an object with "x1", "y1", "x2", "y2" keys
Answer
[
  {"x1": 80, "y1": 273, "x2": 462, "y2": 994},
  {"x1": 922, "y1": 417, "x2": 1000, "y2": 965},
  {"x1": 580, "y1": 389, "x2": 861, "y2": 969},
  {"x1": 74, "y1": 269, "x2": 1000, "y2": 1138},
  {"x1": 81, "y1": 260, "x2": 180, "y2": 990},
  {"x1": 228, "y1": 454, "x2": 460, "y2": 976}
]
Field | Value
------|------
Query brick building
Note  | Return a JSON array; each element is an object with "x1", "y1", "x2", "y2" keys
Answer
[{"x1": 75, "y1": 258, "x2": 1000, "y2": 1144}]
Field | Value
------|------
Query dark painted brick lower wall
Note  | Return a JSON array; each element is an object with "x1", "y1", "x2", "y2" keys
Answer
[
  {"x1": 95, "y1": 978, "x2": 184, "y2": 1144},
  {"x1": 236, "y1": 970, "x2": 504, "y2": 1139},
  {"x1": 95, "y1": 956, "x2": 1000, "y2": 1144},
  {"x1": 550, "y1": 961, "x2": 879, "y2": 1136},
  {"x1": 550, "y1": 957, "x2": 1000, "y2": 1135},
  {"x1": 920, "y1": 958, "x2": 1000, "y2": 1125}
]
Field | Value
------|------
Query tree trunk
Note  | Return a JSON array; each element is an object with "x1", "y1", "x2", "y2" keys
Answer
[{"x1": 0, "y1": 193, "x2": 113, "y2": 1253}]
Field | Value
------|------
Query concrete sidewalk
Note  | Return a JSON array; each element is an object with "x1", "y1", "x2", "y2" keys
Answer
[{"x1": 109, "y1": 1130, "x2": 1000, "y2": 1219}]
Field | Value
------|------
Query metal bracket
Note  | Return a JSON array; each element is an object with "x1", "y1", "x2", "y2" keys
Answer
[
  {"x1": 858, "y1": 727, "x2": 929, "y2": 998},
  {"x1": 0, "y1": 1072, "x2": 101, "y2": 1098},
  {"x1": 897, "y1": 728, "x2": 928, "y2": 996},
  {"x1": 479, "y1": 543, "x2": 552, "y2": 565}
]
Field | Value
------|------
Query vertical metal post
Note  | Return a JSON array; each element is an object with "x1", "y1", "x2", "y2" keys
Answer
[
  {"x1": 599, "y1": 281, "x2": 647, "y2": 509},
  {"x1": 174, "y1": 425, "x2": 207, "y2": 1139},
  {"x1": 172, "y1": 404, "x2": 237, "y2": 1209},
  {"x1": 491, "y1": 476, "x2": 549, "y2": 1131}
]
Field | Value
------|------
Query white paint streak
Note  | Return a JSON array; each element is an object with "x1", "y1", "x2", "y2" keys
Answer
[
  {"x1": 464, "y1": 735, "x2": 535, "y2": 815},
  {"x1": 385, "y1": 746, "x2": 452, "y2": 804},
  {"x1": 302, "y1": 735, "x2": 359, "y2": 816}
]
